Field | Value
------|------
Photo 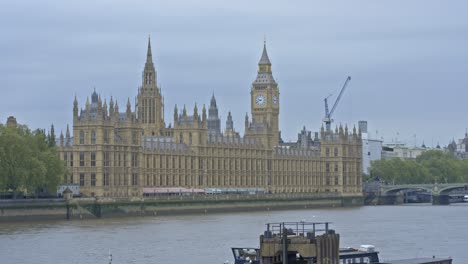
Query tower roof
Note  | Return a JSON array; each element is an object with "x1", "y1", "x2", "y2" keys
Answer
[
  {"x1": 91, "y1": 89, "x2": 98, "y2": 103},
  {"x1": 258, "y1": 41, "x2": 271, "y2": 65},
  {"x1": 210, "y1": 93, "x2": 217, "y2": 108},
  {"x1": 226, "y1": 111, "x2": 234, "y2": 131},
  {"x1": 253, "y1": 41, "x2": 276, "y2": 84},
  {"x1": 146, "y1": 36, "x2": 152, "y2": 63}
]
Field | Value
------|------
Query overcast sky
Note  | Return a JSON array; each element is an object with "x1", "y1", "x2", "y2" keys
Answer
[{"x1": 1, "y1": 0, "x2": 467, "y2": 146}]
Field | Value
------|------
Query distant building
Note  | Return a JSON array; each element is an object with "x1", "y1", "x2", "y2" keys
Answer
[
  {"x1": 57, "y1": 184, "x2": 80, "y2": 197},
  {"x1": 447, "y1": 132, "x2": 468, "y2": 159},
  {"x1": 381, "y1": 143, "x2": 426, "y2": 160},
  {"x1": 359, "y1": 121, "x2": 383, "y2": 175},
  {"x1": 6, "y1": 116, "x2": 17, "y2": 128}
]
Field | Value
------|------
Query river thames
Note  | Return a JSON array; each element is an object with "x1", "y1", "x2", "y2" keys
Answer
[{"x1": 1, "y1": 204, "x2": 467, "y2": 264}]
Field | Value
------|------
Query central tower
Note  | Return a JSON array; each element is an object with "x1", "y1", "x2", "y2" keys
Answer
[
  {"x1": 249, "y1": 41, "x2": 280, "y2": 148},
  {"x1": 137, "y1": 37, "x2": 165, "y2": 136}
]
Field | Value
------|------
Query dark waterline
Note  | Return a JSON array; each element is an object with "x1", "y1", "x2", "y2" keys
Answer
[{"x1": 1, "y1": 204, "x2": 467, "y2": 264}]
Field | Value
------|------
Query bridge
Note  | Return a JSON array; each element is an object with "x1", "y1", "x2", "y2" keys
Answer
[{"x1": 365, "y1": 183, "x2": 468, "y2": 205}]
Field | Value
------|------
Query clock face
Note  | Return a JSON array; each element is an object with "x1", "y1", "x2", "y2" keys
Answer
[
  {"x1": 273, "y1": 96, "x2": 278, "y2": 105},
  {"x1": 255, "y1": 95, "x2": 266, "y2": 106}
]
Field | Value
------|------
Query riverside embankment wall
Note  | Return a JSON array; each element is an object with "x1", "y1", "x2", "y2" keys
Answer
[{"x1": 0, "y1": 193, "x2": 363, "y2": 222}]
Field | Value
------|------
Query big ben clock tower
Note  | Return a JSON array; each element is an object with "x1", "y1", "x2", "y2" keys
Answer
[{"x1": 248, "y1": 41, "x2": 280, "y2": 148}]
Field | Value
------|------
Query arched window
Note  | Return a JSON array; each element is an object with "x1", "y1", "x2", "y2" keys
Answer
[
  {"x1": 79, "y1": 130, "x2": 85, "y2": 144},
  {"x1": 179, "y1": 133, "x2": 183, "y2": 143},
  {"x1": 132, "y1": 131, "x2": 138, "y2": 145},
  {"x1": 189, "y1": 133, "x2": 192, "y2": 144},
  {"x1": 91, "y1": 130, "x2": 96, "y2": 144},
  {"x1": 103, "y1": 129, "x2": 109, "y2": 144}
]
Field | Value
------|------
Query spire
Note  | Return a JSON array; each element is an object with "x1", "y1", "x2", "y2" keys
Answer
[
  {"x1": 207, "y1": 93, "x2": 221, "y2": 135},
  {"x1": 254, "y1": 39, "x2": 275, "y2": 84},
  {"x1": 103, "y1": 99, "x2": 108, "y2": 118},
  {"x1": 245, "y1": 112, "x2": 249, "y2": 129},
  {"x1": 126, "y1": 98, "x2": 131, "y2": 117},
  {"x1": 174, "y1": 104, "x2": 178, "y2": 123},
  {"x1": 97, "y1": 94, "x2": 102, "y2": 113},
  {"x1": 85, "y1": 97, "x2": 90, "y2": 119},
  {"x1": 146, "y1": 35, "x2": 152, "y2": 63},
  {"x1": 202, "y1": 104, "x2": 207, "y2": 122},
  {"x1": 73, "y1": 96, "x2": 78, "y2": 117},
  {"x1": 109, "y1": 96, "x2": 114, "y2": 116},
  {"x1": 91, "y1": 88, "x2": 98, "y2": 103},
  {"x1": 66, "y1": 124, "x2": 70, "y2": 146},
  {"x1": 226, "y1": 111, "x2": 234, "y2": 131},
  {"x1": 141, "y1": 36, "x2": 157, "y2": 91},
  {"x1": 210, "y1": 93, "x2": 217, "y2": 108},
  {"x1": 182, "y1": 104, "x2": 187, "y2": 117},
  {"x1": 258, "y1": 39, "x2": 271, "y2": 65},
  {"x1": 194, "y1": 103, "x2": 198, "y2": 120},
  {"x1": 60, "y1": 131, "x2": 64, "y2": 147},
  {"x1": 114, "y1": 100, "x2": 119, "y2": 114}
]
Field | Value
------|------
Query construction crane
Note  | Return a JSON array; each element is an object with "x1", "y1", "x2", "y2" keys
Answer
[{"x1": 323, "y1": 76, "x2": 351, "y2": 132}]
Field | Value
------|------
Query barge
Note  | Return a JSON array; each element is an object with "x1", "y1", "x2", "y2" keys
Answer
[{"x1": 230, "y1": 222, "x2": 452, "y2": 264}]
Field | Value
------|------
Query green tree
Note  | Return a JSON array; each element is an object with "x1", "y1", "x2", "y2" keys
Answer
[
  {"x1": 47, "y1": 124, "x2": 56, "y2": 147},
  {"x1": 0, "y1": 125, "x2": 31, "y2": 196},
  {"x1": 370, "y1": 149, "x2": 466, "y2": 184},
  {"x1": 0, "y1": 123, "x2": 65, "y2": 198}
]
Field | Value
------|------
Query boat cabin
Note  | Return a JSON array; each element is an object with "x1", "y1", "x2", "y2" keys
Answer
[
  {"x1": 232, "y1": 248, "x2": 260, "y2": 264},
  {"x1": 231, "y1": 222, "x2": 452, "y2": 264}
]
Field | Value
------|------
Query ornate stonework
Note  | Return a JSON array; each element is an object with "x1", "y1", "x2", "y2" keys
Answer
[{"x1": 58, "y1": 38, "x2": 362, "y2": 197}]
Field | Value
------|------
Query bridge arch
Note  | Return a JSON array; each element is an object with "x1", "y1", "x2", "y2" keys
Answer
[
  {"x1": 438, "y1": 184, "x2": 468, "y2": 194},
  {"x1": 383, "y1": 186, "x2": 432, "y2": 195}
]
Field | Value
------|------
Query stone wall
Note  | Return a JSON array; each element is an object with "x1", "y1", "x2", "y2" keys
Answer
[{"x1": 0, "y1": 194, "x2": 363, "y2": 222}]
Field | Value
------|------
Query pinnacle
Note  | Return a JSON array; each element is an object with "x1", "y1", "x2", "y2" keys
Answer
[
  {"x1": 258, "y1": 41, "x2": 271, "y2": 65},
  {"x1": 210, "y1": 93, "x2": 217, "y2": 108},
  {"x1": 146, "y1": 35, "x2": 152, "y2": 62}
]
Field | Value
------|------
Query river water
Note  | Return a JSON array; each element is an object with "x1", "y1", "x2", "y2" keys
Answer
[{"x1": 1, "y1": 204, "x2": 467, "y2": 264}]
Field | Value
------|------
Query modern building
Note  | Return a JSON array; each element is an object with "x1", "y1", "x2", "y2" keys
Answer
[
  {"x1": 359, "y1": 121, "x2": 382, "y2": 175},
  {"x1": 57, "y1": 38, "x2": 362, "y2": 197}
]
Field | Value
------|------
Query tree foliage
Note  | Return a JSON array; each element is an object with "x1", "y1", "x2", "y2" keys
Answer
[
  {"x1": 0, "y1": 123, "x2": 65, "y2": 197},
  {"x1": 370, "y1": 150, "x2": 468, "y2": 184}
]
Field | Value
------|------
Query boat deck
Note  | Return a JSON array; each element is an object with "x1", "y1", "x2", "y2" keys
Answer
[{"x1": 379, "y1": 257, "x2": 452, "y2": 264}]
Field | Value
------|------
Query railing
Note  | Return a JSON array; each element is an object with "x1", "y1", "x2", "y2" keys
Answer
[
  {"x1": 96, "y1": 192, "x2": 343, "y2": 204},
  {"x1": 0, "y1": 198, "x2": 66, "y2": 205},
  {"x1": 265, "y1": 221, "x2": 332, "y2": 237}
]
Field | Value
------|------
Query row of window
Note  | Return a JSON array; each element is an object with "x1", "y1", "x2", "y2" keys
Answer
[
  {"x1": 78, "y1": 130, "x2": 111, "y2": 144},
  {"x1": 139, "y1": 97, "x2": 159, "y2": 124},
  {"x1": 69, "y1": 151, "x2": 359, "y2": 176},
  {"x1": 71, "y1": 173, "x2": 139, "y2": 187},
  {"x1": 325, "y1": 147, "x2": 361, "y2": 157},
  {"x1": 68, "y1": 171, "x2": 356, "y2": 188},
  {"x1": 73, "y1": 152, "x2": 131, "y2": 167}
]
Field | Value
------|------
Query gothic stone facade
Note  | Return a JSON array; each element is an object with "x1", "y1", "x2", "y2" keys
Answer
[{"x1": 57, "y1": 39, "x2": 362, "y2": 197}]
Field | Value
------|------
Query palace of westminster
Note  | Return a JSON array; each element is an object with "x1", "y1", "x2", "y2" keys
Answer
[{"x1": 57, "y1": 38, "x2": 363, "y2": 197}]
